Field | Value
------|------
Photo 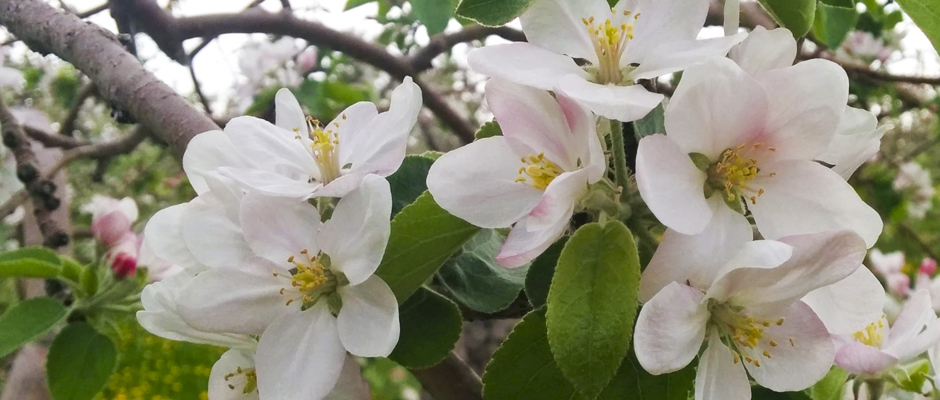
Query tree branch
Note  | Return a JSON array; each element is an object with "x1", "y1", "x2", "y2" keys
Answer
[
  {"x1": 59, "y1": 82, "x2": 97, "y2": 137},
  {"x1": 409, "y1": 25, "x2": 526, "y2": 72},
  {"x1": 410, "y1": 352, "x2": 483, "y2": 400}
]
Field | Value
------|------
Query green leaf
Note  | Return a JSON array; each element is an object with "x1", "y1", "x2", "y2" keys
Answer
[
  {"x1": 0, "y1": 247, "x2": 63, "y2": 278},
  {"x1": 807, "y1": 367, "x2": 848, "y2": 400},
  {"x1": 47, "y1": 323, "x2": 118, "y2": 400},
  {"x1": 0, "y1": 246, "x2": 61, "y2": 264},
  {"x1": 812, "y1": 0, "x2": 859, "y2": 49},
  {"x1": 387, "y1": 155, "x2": 434, "y2": 218},
  {"x1": 437, "y1": 229, "x2": 528, "y2": 313},
  {"x1": 757, "y1": 0, "x2": 817, "y2": 37},
  {"x1": 483, "y1": 311, "x2": 582, "y2": 400},
  {"x1": 596, "y1": 349, "x2": 695, "y2": 400},
  {"x1": 632, "y1": 104, "x2": 664, "y2": 140},
  {"x1": 474, "y1": 120, "x2": 502, "y2": 140},
  {"x1": 412, "y1": 0, "x2": 458, "y2": 36},
  {"x1": 524, "y1": 237, "x2": 568, "y2": 309},
  {"x1": 376, "y1": 191, "x2": 481, "y2": 303},
  {"x1": 895, "y1": 0, "x2": 940, "y2": 54},
  {"x1": 886, "y1": 359, "x2": 931, "y2": 392},
  {"x1": 345, "y1": 0, "x2": 377, "y2": 11},
  {"x1": 546, "y1": 221, "x2": 641, "y2": 399},
  {"x1": 388, "y1": 287, "x2": 463, "y2": 368},
  {"x1": 455, "y1": 0, "x2": 534, "y2": 26},
  {"x1": 0, "y1": 297, "x2": 67, "y2": 358}
]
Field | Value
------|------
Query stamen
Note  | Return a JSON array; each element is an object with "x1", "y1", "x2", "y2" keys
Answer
[
  {"x1": 583, "y1": 11, "x2": 637, "y2": 84},
  {"x1": 516, "y1": 153, "x2": 563, "y2": 191}
]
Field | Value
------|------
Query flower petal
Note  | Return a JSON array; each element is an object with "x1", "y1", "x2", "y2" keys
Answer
[
  {"x1": 240, "y1": 192, "x2": 321, "y2": 265},
  {"x1": 427, "y1": 137, "x2": 544, "y2": 228},
  {"x1": 695, "y1": 331, "x2": 751, "y2": 400},
  {"x1": 324, "y1": 355, "x2": 371, "y2": 400},
  {"x1": 209, "y1": 349, "x2": 260, "y2": 400},
  {"x1": 630, "y1": 34, "x2": 746, "y2": 80},
  {"x1": 635, "y1": 282, "x2": 709, "y2": 374},
  {"x1": 802, "y1": 266, "x2": 885, "y2": 335},
  {"x1": 256, "y1": 304, "x2": 347, "y2": 400},
  {"x1": 337, "y1": 275, "x2": 400, "y2": 357},
  {"x1": 635, "y1": 134, "x2": 712, "y2": 235},
  {"x1": 343, "y1": 78, "x2": 419, "y2": 176},
  {"x1": 144, "y1": 203, "x2": 202, "y2": 268},
  {"x1": 467, "y1": 44, "x2": 590, "y2": 91},
  {"x1": 885, "y1": 289, "x2": 935, "y2": 351},
  {"x1": 519, "y1": 0, "x2": 609, "y2": 63},
  {"x1": 556, "y1": 75, "x2": 664, "y2": 123},
  {"x1": 314, "y1": 172, "x2": 368, "y2": 199},
  {"x1": 183, "y1": 206, "x2": 253, "y2": 270},
  {"x1": 224, "y1": 116, "x2": 314, "y2": 176},
  {"x1": 525, "y1": 169, "x2": 590, "y2": 232},
  {"x1": 728, "y1": 27, "x2": 797, "y2": 75},
  {"x1": 818, "y1": 106, "x2": 883, "y2": 180},
  {"x1": 275, "y1": 88, "x2": 307, "y2": 134},
  {"x1": 834, "y1": 342, "x2": 898, "y2": 375},
  {"x1": 628, "y1": 0, "x2": 710, "y2": 60},
  {"x1": 750, "y1": 160, "x2": 883, "y2": 247},
  {"x1": 220, "y1": 167, "x2": 318, "y2": 199},
  {"x1": 319, "y1": 175, "x2": 391, "y2": 285},
  {"x1": 496, "y1": 208, "x2": 571, "y2": 268}
]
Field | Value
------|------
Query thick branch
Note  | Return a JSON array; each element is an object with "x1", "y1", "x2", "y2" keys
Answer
[
  {"x1": 410, "y1": 26, "x2": 526, "y2": 72},
  {"x1": 0, "y1": 0, "x2": 219, "y2": 156},
  {"x1": 410, "y1": 352, "x2": 483, "y2": 400}
]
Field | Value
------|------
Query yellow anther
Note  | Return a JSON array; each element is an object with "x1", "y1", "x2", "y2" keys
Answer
[
  {"x1": 762, "y1": 350, "x2": 771, "y2": 358},
  {"x1": 516, "y1": 153, "x2": 563, "y2": 191},
  {"x1": 852, "y1": 318, "x2": 886, "y2": 347},
  {"x1": 769, "y1": 340, "x2": 778, "y2": 347},
  {"x1": 583, "y1": 11, "x2": 637, "y2": 84},
  {"x1": 753, "y1": 359, "x2": 761, "y2": 367},
  {"x1": 776, "y1": 318, "x2": 785, "y2": 326},
  {"x1": 789, "y1": 338, "x2": 796, "y2": 347}
]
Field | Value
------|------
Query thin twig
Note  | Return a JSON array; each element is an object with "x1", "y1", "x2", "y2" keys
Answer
[
  {"x1": 188, "y1": 62, "x2": 213, "y2": 115},
  {"x1": 899, "y1": 223, "x2": 940, "y2": 262},
  {"x1": 409, "y1": 352, "x2": 483, "y2": 400},
  {"x1": 59, "y1": 82, "x2": 97, "y2": 137}
]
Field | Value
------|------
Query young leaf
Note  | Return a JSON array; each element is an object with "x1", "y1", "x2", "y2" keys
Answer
[
  {"x1": 812, "y1": 0, "x2": 859, "y2": 49},
  {"x1": 437, "y1": 229, "x2": 528, "y2": 313},
  {"x1": 632, "y1": 104, "x2": 665, "y2": 140},
  {"x1": 456, "y1": 0, "x2": 534, "y2": 26},
  {"x1": 0, "y1": 297, "x2": 67, "y2": 358},
  {"x1": 757, "y1": 0, "x2": 817, "y2": 37},
  {"x1": 597, "y1": 349, "x2": 695, "y2": 400},
  {"x1": 0, "y1": 247, "x2": 63, "y2": 278},
  {"x1": 412, "y1": 0, "x2": 457, "y2": 36},
  {"x1": 524, "y1": 237, "x2": 568, "y2": 309},
  {"x1": 376, "y1": 191, "x2": 481, "y2": 303},
  {"x1": 388, "y1": 287, "x2": 463, "y2": 368},
  {"x1": 894, "y1": 0, "x2": 940, "y2": 54},
  {"x1": 47, "y1": 323, "x2": 118, "y2": 400},
  {"x1": 807, "y1": 367, "x2": 848, "y2": 400},
  {"x1": 387, "y1": 155, "x2": 434, "y2": 217},
  {"x1": 546, "y1": 221, "x2": 641, "y2": 399},
  {"x1": 474, "y1": 120, "x2": 502, "y2": 140}
]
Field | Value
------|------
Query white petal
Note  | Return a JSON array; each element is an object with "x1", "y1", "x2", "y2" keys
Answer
[
  {"x1": 885, "y1": 318, "x2": 940, "y2": 363},
  {"x1": 209, "y1": 349, "x2": 260, "y2": 400},
  {"x1": 556, "y1": 75, "x2": 664, "y2": 123},
  {"x1": 818, "y1": 106, "x2": 884, "y2": 180},
  {"x1": 635, "y1": 134, "x2": 712, "y2": 235},
  {"x1": 256, "y1": 304, "x2": 347, "y2": 400},
  {"x1": 630, "y1": 34, "x2": 746, "y2": 80},
  {"x1": 728, "y1": 27, "x2": 798, "y2": 75},
  {"x1": 183, "y1": 206, "x2": 253, "y2": 270},
  {"x1": 220, "y1": 167, "x2": 318, "y2": 199},
  {"x1": 834, "y1": 342, "x2": 898, "y2": 375},
  {"x1": 640, "y1": 196, "x2": 751, "y2": 303},
  {"x1": 629, "y1": 0, "x2": 710, "y2": 58},
  {"x1": 755, "y1": 60, "x2": 848, "y2": 161},
  {"x1": 519, "y1": 0, "x2": 609, "y2": 62},
  {"x1": 144, "y1": 203, "x2": 202, "y2": 268},
  {"x1": 116, "y1": 197, "x2": 139, "y2": 222},
  {"x1": 240, "y1": 192, "x2": 321, "y2": 265},
  {"x1": 337, "y1": 275, "x2": 400, "y2": 357},
  {"x1": 635, "y1": 282, "x2": 709, "y2": 374},
  {"x1": 343, "y1": 78, "x2": 419, "y2": 176},
  {"x1": 427, "y1": 137, "x2": 544, "y2": 228},
  {"x1": 695, "y1": 332, "x2": 751, "y2": 400},
  {"x1": 333, "y1": 102, "x2": 379, "y2": 169},
  {"x1": 525, "y1": 169, "x2": 590, "y2": 232},
  {"x1": 885, "y1": 290, "x2": 936, "y2": 353},
  {"x1": 275, "y1": 88, "x2": 307, "y2": 133},
  {"x1": 315, "y1": 172, "x2": 368, "y2": 199},
  {"x1": 467, "y1": 44, "x2": 590, "y2": 91},
  {"x1": 664, "y1": 57, "x2": 768, "y2": 159},
  {"x1": 224, "y1": 116, "x2": 314, "y2": 176},
  {"x1": 319, "y1": 175, "x2": 391, "y2": 285},
  {"x1": 802, "y1": 266, "x2": 885, "y2": 335},
  {"x1": 496, "y1": 209, "x2": 570, "y2": 268},
  {"x1": 750, "y1": 160, "x2": 883, "y2": 248}
]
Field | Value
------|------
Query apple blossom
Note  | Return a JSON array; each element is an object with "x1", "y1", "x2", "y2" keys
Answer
[
  {"x1": 183, "y1": 77, "x2": 421, "y2": 199},
  {"x1": 0, "y1": 46, "x2": 23, "y2": 90},
  {"x1": 467, "y1": 0, "x2": 744, "y2": 122},
  {"x1": 870, "y1": 249, "x2": 911, "y2": 297},
  {"x1": 635, "y1": 57, "x2": 882, "y2": 247},
  {"x1": 894, "y1": 162, "x2": 934, "y2": 219},
  {"x1": 635, "y1": 230, "x2": 868, "y2": 400},
  {"x1": 427, "y1": 78, "x2": 605, "y2": 267},
  {"x1": 81, "y1": 195, "x2": 139, "y2": 248},
  {"x1": 176, "y1": 175, "x2": 398, "y2": 400}
]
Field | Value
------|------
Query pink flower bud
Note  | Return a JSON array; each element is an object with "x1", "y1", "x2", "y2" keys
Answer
[
  {"x1": 82, "y1": 196, "x2": 138, "y2": 248},
  {"x1": 110, "y1": 252, "x2": 137, "y2": 278},
  {"x1": 921, "y1": 258, "x2": 937, "y2": 275},
  {"x1": 296, "y1": 48, "x2": 318, "y2": 73},
  {"x1": 887, "y1": 273, "x2": 911, "y2": 297},
  {"x1": 106, "y1": 232, "x2": 140, "y2": 279}
]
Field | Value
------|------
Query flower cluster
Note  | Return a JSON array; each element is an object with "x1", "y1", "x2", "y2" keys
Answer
[{"x1": 138, "y1": 79, "x2": 421, "y2": 400}]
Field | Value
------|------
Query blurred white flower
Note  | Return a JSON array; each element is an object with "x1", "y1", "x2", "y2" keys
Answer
[
  {"x1": 842, "y1": 31, "x2": 894, "y2": 64},
  {"x1": 0, "y1": 46, "x2": 24, "y2": 90},
  {"x1": 894, "y1": 162, "x2": 934, "y2": 219}
]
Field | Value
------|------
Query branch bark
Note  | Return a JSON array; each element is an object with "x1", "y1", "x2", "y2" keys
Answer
[{"x1": 410, "y1": 352, "x2": 484, "y2": 400}]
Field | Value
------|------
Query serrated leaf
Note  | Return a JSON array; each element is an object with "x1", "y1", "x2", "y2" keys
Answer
[
  {"x1": 895, "y1": 0, "x2": 940, "y2": 54},
  {"x1": 456, "y1": 0, "x2": 534, "y2": 26},
  {"x1": 47, "y1": 323, "x2": 118, "y2": 400},
  {"x1": 546, "y1": 221, "x2": 641, "y2": 399},
  {"x1": 597, "y1": 349, "x2": 695, "y2": 400},
  {"x1": 524, "y1": 237, "x2": 568, "y2": 309},
  {"x1": 376, "y1": 191, "x2": 481, "y2": 303},
  {"x1": 388, "y1": 287, "x2": 463, "y2": 368},
  {"x1": 437, "y1": 229, "x2": 527, "y2": 313},
  {"x1": 632, "y1": 104, "x2": 664, "y2": 140},
  {"x1": 387, "y1": 155, "x2": 434, "y2": 217},
  {"x1": 474, "y1": 120, "x2": 502, "y2": 140},
  {"x1": 807, "y1": 367, "x2": 848, "y2": 400},
  {"x1": 413, "y1": 0, "x2": 457, "y2": 35},
  {"x1": 0, "y1": 297, "x2": 67, "y2": 358},
  {"x1": 812, "y1": 0, "x2": 859, "y2": 49},
  {"x1": 757, "y1": 0, "x2": 817, "y2": 37}
]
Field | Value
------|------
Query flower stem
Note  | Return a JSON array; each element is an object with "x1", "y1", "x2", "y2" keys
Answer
[
  {"x1": 724, "y1": 0, "x2": 740, "y2": 36},
  {"x1": 609, "y1": 119, "x2": 631, "y2": 192}
]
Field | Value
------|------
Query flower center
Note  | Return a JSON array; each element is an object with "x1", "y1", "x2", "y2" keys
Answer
[
  {"x1": 297, "y1": 115, "x2": 342, "y2": 184},
  {"x1": 224, "y1": 366, "x2": 258, "y2": 395},
  {"x1": 852, "y1": 317, "x2": 886, "y2": 347},
  {"x1": 701, "y1": 143, "x2": 777, "y2": 206},
  {"x1": 582, "y1": 10, "x2": 638, "y2": 85},
  {"x1": 710, "y1": 302, "x2": 793, "y2": 368},
  {"x1": 515, "y1": 153, "x2": 563, "y2": 191},
  {"x1": 276, "y1": 249, "x2": 337, "y2": 308}
]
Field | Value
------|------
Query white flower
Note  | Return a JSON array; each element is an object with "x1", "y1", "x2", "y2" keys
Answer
[
  {"x1": 834, "y1": 290, "x2": 940, "y2": 376},
  {"x1": 870, "y1": 249, "x2": 911, "y2": 297},
  {"x1": 185, "y1": 78, "x2": 421, "y2": 199},
  {"x1": 635, "y1": 57, "x2": 882, "y2": 247},
  {"x1": 635, "y1": 229, "x2": 869, "y2": 400},
  {"x1": 842, "y1": 31, "x2": 894, "y2": 63},
  {"x1": 467, "y1": 0, "x2": 744, "y2": 122},
  {"x1": 426, "y1": 79, "x2": 605, "y2": 267},
  {"x1": 894, "y1": 162, "x2": 934, "y2": 219},
  {"x1": 0, "y1": 46, "x2": 24, "y2": 90},
  {"x1": 176, "y1": 175, "x2": 398, "y2": 400}
]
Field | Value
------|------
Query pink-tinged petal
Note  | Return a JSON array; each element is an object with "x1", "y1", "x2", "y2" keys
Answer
[
  {"x1": 818, "y1": 106, "x2": 884, "y2": 180},
  {"x1": 256, "y1": 304, "x2": 347, "y2": 400},
  {"x1": 556, "y1": 75, "x2": 664, "y2": 123},
  {"x1": 183, "y1": 206, "x2": 253, "y2": 270},
  {"x1": 275, "y1": 88, "x2": 307, "y2": 134},
  {"x1": 323, "y1": 355, "x2": 371, "y2": 400},
  {"x1": 803, "y1": 266, "x2": 885, "y2": 335},
  {"x1": 755, "y1": 59, "x2": 848, "y2": 161},
  {"x1": 468, "y1": 44, "x2": 590, "y2": 91},
  {"x1": 885, "y1": 290, "x2": 934, "y2": 350},
  {"x1": 640, "y1": 196, "x2": 751, "y2": 302},
  {"x1": 870, "y1": 249, "x2": 904, "y2": 275},
  {"x1": 319, "y1": 175, "x2": 391, "y2": 285},
  {"x1": 224, "y1": 116, "x2": 314, "y2": 176},
  {"x1": 728, "y1": 27, "x2": 797, "y2": 75},
  {"x1": 885, "y1": 319, "x2": 940, "y2": 363},
  {"x1": 554, "y1": 92, "x2": 594, "y2": 168},
  {"x1": 336, "y1": 275, "x2": 400, "y2": 357},
  {"x1": 635, "y1": 282, "x2": 709, "y2": 374},
  {"x1": 183, "y1": 130, "x2": 251, "y2": 195},
  {"x1": 220, "y1": 167, "x2": 318, "y2": 199},
  {"x1": 835, "y1": 342, "x2": 898, "y2": 375},
  {"x1": 635, "y1": 134, "x2": 712, "y2": 235},
  {"x1": 496, "y1": 210, "x2": 571, "y2": 268},
  {"x1": 750, "y1": 160, "x2": 883, "y2": 248},
  {"x1": 629, "y1": 34, "x2": 746, "y2": 80},
  {"x1": 144, "y1": 203, "x2": 202, "y2": 268},
  {"x1": 343, "y1": 78, "x2": 419, "y2": 176},
  {"x1": 92, "y1": 210, "x2": 133, "y2": 248},
  {"x1": 486, "y1": 78, "x2": 579, "y2": 169},
  {"x1": 742, "y1": 301, "x2": 834, "y2": 392},
  {"x1": 427, "y1": 137, "x2": 544, "y2": 229},
  {"x1": 209, "y1": 349, "x2": 260, "y2": 400},
  {"x1": 519, "y1": 0, "x2": 610, "y2": 63},
  {"x1": 177, "y1": 257, "x2": 298, "y2": 335},
  {"x1": 240, "y1": 192, "x2": 321, "y2": 266},
  {"x1": 664, "y1": 57, "x2": 768, "y2": 159},
  {"x1": 695, "y1": 332, "x2": 751, "y2": 400},
  {"x1": 526, "y1": 169, "x2": 590, "y2": 232}
]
